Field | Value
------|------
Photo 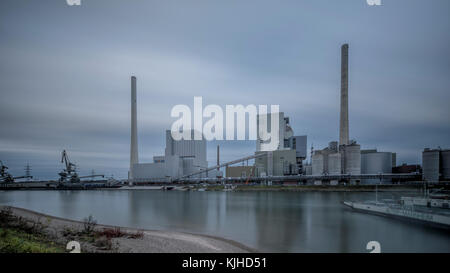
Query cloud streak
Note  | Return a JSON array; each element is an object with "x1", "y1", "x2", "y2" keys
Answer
[{"x1": 0, "y1": 0, "x2": 449, "y2": 179}]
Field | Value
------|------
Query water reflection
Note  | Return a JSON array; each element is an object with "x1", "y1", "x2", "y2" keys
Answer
[{"x1": 0, "y1": 190, "x2": 449, "y2": 253}]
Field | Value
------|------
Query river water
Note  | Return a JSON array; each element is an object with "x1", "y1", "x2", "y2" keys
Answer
[{"x1": 0, "y1": 190, "x2": 449, "y2": 253}]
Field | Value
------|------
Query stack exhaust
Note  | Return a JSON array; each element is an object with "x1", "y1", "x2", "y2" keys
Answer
[
  {"x1": 339, "y1": 44, "x2": 349, "y2": 146},
  {"x1": 129, "y1": 76, "x2": 139, "y2": 179}
]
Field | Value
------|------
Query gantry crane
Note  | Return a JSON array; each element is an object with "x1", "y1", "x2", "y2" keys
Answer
[
  {"x1": 59, "y1": 150, "x2": 80, "y2": 183},
  {"x1": 0, "y1": 160, "x2": 33, "y2": 184},
  {"x1": 58, "y1": 150, "x2": 104, "y2": 184}
]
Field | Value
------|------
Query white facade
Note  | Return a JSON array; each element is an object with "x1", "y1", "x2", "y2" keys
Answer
[
  {"x1": 132, "y1": 163, "x2": 164, "y2": 180},
  {"x1": 328, "y1": 153, "x2": 342, "y2": 175},
  {"x1": 256, "y1": 112, "x2": 286, "y2": 152},
  {"x1": 131, "y1": 130, "x2": 208, "y2": 181},
  {"x1": 312, "y1": 153, "x2": 324, "y2": 175},
  {"x1": 341, "y1": 143, "x2": 361, "y2": 175},
  {"x1": 165, "y1": 130, "x2": 207, "y2": 169},
  {"x1": 254, "y1": 150, "x2": 297, "y2": 176}
]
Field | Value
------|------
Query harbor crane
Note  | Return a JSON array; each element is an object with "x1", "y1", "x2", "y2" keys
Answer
[
  {"x1": 58, "y1": 150, "x2": 104, "y2": 183},
  {"x1": 59, "y1": 150, "x2": 80, "y2": 183},
  {"x1": 0, "y1": 160, "x2": 33, "y2": 184}
]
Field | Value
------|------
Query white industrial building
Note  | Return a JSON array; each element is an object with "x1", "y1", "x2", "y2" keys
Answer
[
  {"x1": 128, "y1": 76, "x2": 216, "y2": 182},
  {"x1": 132, "y1": 130, "x2": 215, "y2": 182},
  {"x1": 254, "y1": 112, "x2": 307, "y2": 177}
]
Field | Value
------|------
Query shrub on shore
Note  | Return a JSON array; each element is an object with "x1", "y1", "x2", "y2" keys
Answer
[{"x1": 0, "y1": 228, "x2": 64, "y2": 253}]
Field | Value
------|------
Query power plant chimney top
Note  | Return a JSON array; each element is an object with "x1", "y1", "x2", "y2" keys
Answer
[{"x1": 339, "y1": 43, "x2": 350, "y2": 146}]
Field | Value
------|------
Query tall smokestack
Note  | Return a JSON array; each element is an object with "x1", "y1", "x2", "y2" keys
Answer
[
  {"x1": 339, "y1": 44, "x2": 349, "y2": 146},
  {"x1": 217, "y1": 145, "x2": 220, "y2": 170},
  {"x1": 129, "y1": 76, "x2": 138, "y2": 178}
]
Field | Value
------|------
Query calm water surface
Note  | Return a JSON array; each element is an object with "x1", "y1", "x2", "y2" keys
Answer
[{"x1": 0, "y1": 190, "x2": 449, "y2": 253}]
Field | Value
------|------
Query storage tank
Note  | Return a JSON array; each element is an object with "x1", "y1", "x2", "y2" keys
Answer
[
  {"x1": 441, "y1": 150, "x2": 450, "y2": 181},
  {"x1": 361, "y1": 152, "x2": 392, "y2": 184},
  {"x1": 328, "y1": 153, "x2": 342, "y2": 175},
  {"x1": 422, "y1": 149, "x2": 440, "y2": 182},
  {"x1": 342, "y1": 144, "x2": 361, "y2": 175},
  {"x1": 312, "y1": 153, "x2": 324, "y2": 175}
]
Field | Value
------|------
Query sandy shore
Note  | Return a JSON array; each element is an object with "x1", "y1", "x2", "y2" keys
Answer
[{"x1": 1, "y1": 206, "x2": 254, "y2": 253}]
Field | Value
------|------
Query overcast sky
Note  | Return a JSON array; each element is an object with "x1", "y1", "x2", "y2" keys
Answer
[{"x1": 1, "y1": 0, "x2": 449, "y2": 179}]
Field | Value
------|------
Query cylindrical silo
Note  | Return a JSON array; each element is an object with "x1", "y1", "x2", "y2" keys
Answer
[
  {"x1": 422, "y1": 149, "x2": 440, "y2": 182},
  {"x1": 343, "y1": 144, "x2": 361, "y2": 175},
  {"x1": 328, "y1": 153, "x2": 341, "y2": 185},
  {"x1": 441, "y1": 150, "x2": 450, "y2": 181},
  {"x1": 312, "y1": 153, "x2": 324, "y2": 176},
  {"x1": 361, "y1": 152, "x2": 392, "y2": 184},
  {"x1": 328, "y1": 153, "x2": 342, "y2": 175}
]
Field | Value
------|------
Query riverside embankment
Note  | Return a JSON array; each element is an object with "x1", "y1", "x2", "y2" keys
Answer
[{"x1": 0, "y1": 206, "x2": 253, "y2": 253}]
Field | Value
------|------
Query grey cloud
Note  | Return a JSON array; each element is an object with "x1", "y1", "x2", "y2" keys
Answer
[{"x1": 1, "y1": 0, "x2": 449, "y2": 179}]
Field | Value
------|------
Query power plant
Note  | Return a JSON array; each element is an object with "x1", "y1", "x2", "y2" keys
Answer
[
  {"x1": 310, "y1": 44, "x2": 364, "y2": 184},
  {"x1": 128, "y1": 77, "x2": 218, "y2": 183},
  {"x1": 1, "y1": 45, "x2": 448, "y2": 187},
  {"x1": 123, "y1": 44, "x2": 448, "y2": 185}
]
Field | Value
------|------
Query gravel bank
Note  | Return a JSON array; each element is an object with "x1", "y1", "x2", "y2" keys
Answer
[{"x1": 1, "y1": 206, "x2": 253, "y2": 253}]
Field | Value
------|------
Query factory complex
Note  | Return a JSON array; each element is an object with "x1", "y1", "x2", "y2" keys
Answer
[
  {"x1": 1, "y1": 44, "x2": 449, "y2": 187},
  {"x1": 126, "y1": 44, "x2": 449, "y2": 185}
]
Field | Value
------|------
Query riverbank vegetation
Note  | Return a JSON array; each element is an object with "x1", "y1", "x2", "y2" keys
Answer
[
  {"x1": 62, "y1": 215, "x2": 144, "y2": 251},
  {"x1": 0, "y1": 207, "x2": 65, "y2": 253},
  {"x1": 0, "y1": 207, "x2": 144, "y2": 253}
]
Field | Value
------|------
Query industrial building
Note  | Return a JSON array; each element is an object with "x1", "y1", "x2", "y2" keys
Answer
[
  {"x1": 252, "y1": 112, "x2": 307, "y2": 178},
  {"x1": 128, "y1": 75, "x2": 307, "y2": 182},
  {"x1": 132, "y1": 129, "x2": 212, "y2": 181},
  {"x1": 128, "y1": 76, "x2": 217, "y2": 182},
  {"x1": 392, "y1": 164, "x2": 421, "y2": 183},
  {"x1": 422, "y1": 148, "x2": 450, "y2": 183},
  {"x1": 226, "y1": 166, "x2": 254, "y2": 178},
  {"x1": 255, "y1": 149, "x2": 298, "y2": 177},
  {"x1": 312, "y1": 142, "x2": 339, "y2": 175},
  {"x1": 311, "y1": 44, "x2": 363, "y2": 184},
  {"x1": 309, "y1": 44, "x2": 401, "y2": 185},
  {"x1": 127, "y1": 43, "x2": 425, "y2": 185}
]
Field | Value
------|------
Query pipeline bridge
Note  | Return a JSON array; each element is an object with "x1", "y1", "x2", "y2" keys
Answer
[
  {"x1": 180, "y1": 153, "x2": 266, "y2": 179},
  {"x1": 130, "y1": 173, "x2": 422, "y2": 184},
  {"x1": 128, "y1": 152, "x2": 423, "y2": 184},
  {"x1": 176, "y1": 173, "x2": 422, "y2": 183}
]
